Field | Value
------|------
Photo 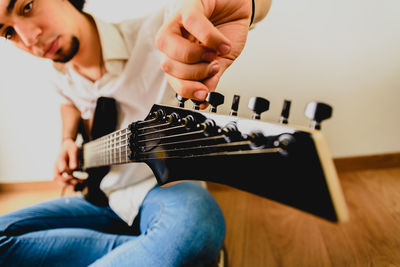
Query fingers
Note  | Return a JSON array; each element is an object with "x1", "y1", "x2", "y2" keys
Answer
[
  {"x1": 160, "y1": 56, "x2": 220, "y2": 81},
  {"x1": 179, "y1": 0, "x2": 232, "y2": 54},
  {"x1": 54, "y1": 169, "x2": 74, "y2": 187},
  {"x1": 156, "y1": 10, "x2": 231, "y2": 64},
  {"x1": 180, "y1": 13, "x2": 231, "y2": 55},
  {"x1": 166, "y1": 70, "x2": 221, "y2": 110},
  {"x1": 67, "y1": 148, "x2": 78, "y2": 170},
  {"x1": 156, "y1": 22, "x2": 217, "y2": 64},
  {"x1": 61, "y1": 138, "x2": 78, "y2": 170},
  {"x1": 156, "y1": 0, "x2": 239, "y2": 102},
  {"x1": 54, "y1": 140, "x2": 80, "y2": 187},
  {"x1": 167, "y1": 75, "x2": 209, "y2": 100}
]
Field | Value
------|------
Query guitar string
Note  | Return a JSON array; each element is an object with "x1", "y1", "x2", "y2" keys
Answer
[
  {"x1": 141, "y1": 135, "x2": 226, "y2": 148},
  {"x1": 84, "y1": 123, "x2": 250, "y2": 165},
  {"x1": 84, "y1": 134, "x2": 277, "y2": 168},
  {"x1": 86, "y1": 127, "x2": 224, "y2": 160},
  {"x1": 139, "y1": 140, "x2": 252, "y2": 156},
  {"x1": 84, "y1": 119, "x2": 207, "y2": 152},
  {"x1": 84, "y1": 144, "x2": 282, "y2": 168},
  {"x1": 84, "y1": 109, "x2": 207, "y2": 149},
  {"x1": 83, "y1": 114, "x2": 279, "y2": 167},
  {"x1": 137, "y1": 147, "x2": 283, "y2": 160}
]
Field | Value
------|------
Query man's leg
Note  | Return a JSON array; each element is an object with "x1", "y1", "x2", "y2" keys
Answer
[
  {"x1": 90, "y1": 181, "x2": 226, "y2": 267},
  {"x1": 0, "y1": 196, "x2": 137, "y2": 266}
]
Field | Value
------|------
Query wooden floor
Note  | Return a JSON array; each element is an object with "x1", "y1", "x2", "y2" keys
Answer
[
  {"x1": 209, "y1": 166, "x2": 400, "y2": 267},
  {"x1": 1, "y1": 166, "x2": 400, "y2": 266}
]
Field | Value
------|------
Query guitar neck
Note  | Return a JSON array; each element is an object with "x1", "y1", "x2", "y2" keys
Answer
[{"x1": 82, "y1": 127, "x2": 132, "y2": 169}]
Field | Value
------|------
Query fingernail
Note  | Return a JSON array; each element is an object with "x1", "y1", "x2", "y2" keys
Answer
[
  {"x1": 218, "y1": 44, "x2": 231, "y2": 55},
  {"x1": 209, "y1": 63, "x2": 219, "y2": 75},
  {"x1": 194, "y1": 90, "x2": 207, "y2": 99},
  {"x1": 202, "y1": 51, "x2": 216, "y2": 61}
]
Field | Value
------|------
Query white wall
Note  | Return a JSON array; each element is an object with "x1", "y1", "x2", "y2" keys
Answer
[{"x1": 0, "y1": 0, "x2": 399, "y2": 182}]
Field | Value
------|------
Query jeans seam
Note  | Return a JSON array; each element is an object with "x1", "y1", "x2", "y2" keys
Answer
[
  {"x1": 2, "y1": 213, "x2": 116, "y2": 234},
  {"x1": 143, "y1": 202, "x2": 165, "y2": 234}
]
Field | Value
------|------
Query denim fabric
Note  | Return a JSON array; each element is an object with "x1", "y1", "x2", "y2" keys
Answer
[{"x1": 0, "y1": 181, "x2": 225, "y2": 267}]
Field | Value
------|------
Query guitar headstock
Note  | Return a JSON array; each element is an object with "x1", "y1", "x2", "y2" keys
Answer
[{"x1": 128, "y1": 93, "x2": 349, "y2": 223}]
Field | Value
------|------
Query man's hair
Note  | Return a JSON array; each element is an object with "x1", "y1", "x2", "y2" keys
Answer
[{"x1": 69, "y1": 0, "x2": 86, "y2": 11}]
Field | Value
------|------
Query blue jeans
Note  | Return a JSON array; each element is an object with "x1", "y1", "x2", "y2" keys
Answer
[{"x1": 0, "y1": 181, "x2": 225, "y2": 266}]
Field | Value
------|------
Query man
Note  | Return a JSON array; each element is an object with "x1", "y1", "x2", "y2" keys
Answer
[{"x1": 0, "y1": 0, "x2": 271, "y2": 265}]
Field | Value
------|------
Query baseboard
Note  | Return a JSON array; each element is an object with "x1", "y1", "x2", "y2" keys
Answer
[
  {"x1": 0, "y1": 180, "x2": 58, "y2": 193},
  {"x1": 334, "y1": 152, "x2": 400, "y2": 172}
]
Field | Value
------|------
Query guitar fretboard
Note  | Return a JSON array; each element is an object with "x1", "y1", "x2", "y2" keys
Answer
[{"x1": 83, "y1": 128, "x2": 132, "y2": 169}]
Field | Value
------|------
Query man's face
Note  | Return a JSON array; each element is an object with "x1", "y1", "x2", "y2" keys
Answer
[{"x1": 0, "y1": 0, "x2": 80, "y2": 63}]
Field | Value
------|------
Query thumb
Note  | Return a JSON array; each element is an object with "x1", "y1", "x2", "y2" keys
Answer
[{"x1": 68, "y1": 149, "x2": 78, "y2": 170}]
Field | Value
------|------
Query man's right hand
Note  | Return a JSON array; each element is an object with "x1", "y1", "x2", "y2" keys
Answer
[{"x1": 53, "y1": 138, "x2": 82, "y2": 189}]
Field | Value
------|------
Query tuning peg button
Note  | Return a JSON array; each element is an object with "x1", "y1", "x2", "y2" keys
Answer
[
  {"x1": 230, "y1": 95, "x2": 240, "y2": 116},
  {"x1": 304, "y1": 101, "x2": 332, "y2": 130},
  {"x1": 191, "y1": 99, "x2": 206, "y2": 110},
  {"x1": 176, "y1": 93, "x2": 188, "y2": 108},
  {"x1": 279, "y1": 100, "x2": 291, "y2": 124},
  {"x1": 206, "y1": 92, "x2": 224, "y2": 113},
  {"x1": 248, "y1": 97, "x2": 270, "y2": 120}
]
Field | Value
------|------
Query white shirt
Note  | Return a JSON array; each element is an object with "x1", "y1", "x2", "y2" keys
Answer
[{"x1": 52, "y1": 6, "x2": 178, "y2": 225}]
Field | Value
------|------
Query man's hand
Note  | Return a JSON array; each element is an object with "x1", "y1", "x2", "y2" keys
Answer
[
  {"x1": 53, "y1": 138, "x2": 83, "y2": 190},
  {"x1": 156, "y1": 0, "x2": 252, "y2": 107}
]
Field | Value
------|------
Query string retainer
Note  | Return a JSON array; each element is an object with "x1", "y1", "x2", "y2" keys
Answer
[
  {"x1": 181, "y1": 115, "x2": 196, "y2": 129},
  {"x1": 247, "y1": 131, "x2": 269, "y2": 149},
  {"x1": 165, "y1": 112, "x2": 180, "y2": 124},
  {"x1": 273, "y1": 133, "x2": 296, "y2": 156},
  {"x1": 221, "y1": 122, "x2": 242, "y2": 142},
  {"x1": 197, "y1": 119, "x2": 219, "y2": 137}
]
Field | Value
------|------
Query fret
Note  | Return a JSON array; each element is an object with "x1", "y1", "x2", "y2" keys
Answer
[
  {"x1": 82, "y1": 127, "x2": 131, "y2": 169},
  {"x1": 111, "y1": 133, "x2": 114, "y2": 164},
  {"x1": 125, "y1": 129, "x2": 129, "y2": 162},
  {"x1": 119, "y1": 131, "x2": 122, "y2": 164},
  {"x1": 108, "y1": 134, "x2": 111, "y2": 165}
]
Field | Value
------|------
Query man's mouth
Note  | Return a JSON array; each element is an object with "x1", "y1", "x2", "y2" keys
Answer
[{"x1": 43, "y1": 37, "x2": 60, "y2": 58}]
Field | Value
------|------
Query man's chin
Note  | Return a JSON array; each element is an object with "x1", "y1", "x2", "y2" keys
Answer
[{"x1": 53, "y1": 36, "x2": 80, "y2": 63}]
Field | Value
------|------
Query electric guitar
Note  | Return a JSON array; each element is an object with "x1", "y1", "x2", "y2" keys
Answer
[{"x1": 75, "y1": 93, "x2": 349, "y2": 223}]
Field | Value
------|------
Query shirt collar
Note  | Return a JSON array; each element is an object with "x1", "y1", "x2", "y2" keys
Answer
[{"x1": 92, "y1": 16, "x2": 130, "y2": 75}]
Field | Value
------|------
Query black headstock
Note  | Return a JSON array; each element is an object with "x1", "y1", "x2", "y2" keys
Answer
[{"x1": 125, "y1": 93, "x2": 349, "y2": 223}]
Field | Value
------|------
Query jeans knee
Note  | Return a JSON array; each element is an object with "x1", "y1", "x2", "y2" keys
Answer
[
  {"x1": 0, "y1": 213, "x2": 28, "y2": 236},
  {"x1": 176, "y1": 183, "x2": 226, "y2": 254}
]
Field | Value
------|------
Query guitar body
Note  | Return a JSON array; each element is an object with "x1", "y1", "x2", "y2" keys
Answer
[{"x1": 75, "y1": 97, "x2": 117, "y2": 206}]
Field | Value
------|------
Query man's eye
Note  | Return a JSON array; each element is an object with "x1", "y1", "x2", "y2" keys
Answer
[
  {"x1": 23, "y1": 1, "x2": 33, "y2": 14},
  {"x1": 4, "y1": 27, "x2": 15, "y2": 40}
]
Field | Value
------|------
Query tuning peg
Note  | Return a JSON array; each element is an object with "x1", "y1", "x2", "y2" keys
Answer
[
  {"x1": 279, "y1": 100, "x2": 291, "y2": 124},
  {"x1": 248, "y1": 96, "x2": 270, "y2": 120},
  {"x1": 304, "y1": 101, "x2": 332, "y2": 130},
  {"x1": 176, "y1": 93, "x2": 188, "y2": 108},
  {"x1": 230, "y1": 95, "x2": 240, "y2": 116},
  {"x1": 191, "y1": 99, "x2": 206, "y2": 110},
  {"x1": 206, "y1": 92, "x2": 224, "y2": 113}
]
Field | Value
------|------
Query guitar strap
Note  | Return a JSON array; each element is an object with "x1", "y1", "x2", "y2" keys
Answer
[
  {"x1": 91, "y1": 97, "x2": 118, "y2": 140},
  {"x1": 79, "y1": 96, "x2": 118, "y2": 206}
]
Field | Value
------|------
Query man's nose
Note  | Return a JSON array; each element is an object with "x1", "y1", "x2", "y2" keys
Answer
[{"x1": 14, "y1": 22, "x2": 41, "y2": 47}]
